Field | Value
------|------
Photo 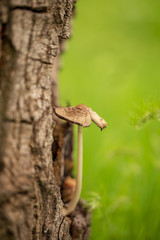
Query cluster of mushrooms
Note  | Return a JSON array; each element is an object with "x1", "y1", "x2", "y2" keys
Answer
[{"x1": 54, "y1": 104, "x2": 107, "y2": 216}]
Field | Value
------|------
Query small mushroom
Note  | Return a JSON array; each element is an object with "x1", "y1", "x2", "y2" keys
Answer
[
  {"x1": 62, "y1": 176, "x2": 76, "y2": 202},
  {"x1": 53, "y1": 104, "x2": 107, "y2": 215}
]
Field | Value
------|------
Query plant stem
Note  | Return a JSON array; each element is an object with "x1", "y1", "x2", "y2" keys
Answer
[{"x1": 62, "y1": 125, "x2": 83, "y2": 216}]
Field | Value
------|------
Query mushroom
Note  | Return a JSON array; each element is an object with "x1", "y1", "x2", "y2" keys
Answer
[{"x1": 53, "y1": 104, "x2": 107, "y2": 216}]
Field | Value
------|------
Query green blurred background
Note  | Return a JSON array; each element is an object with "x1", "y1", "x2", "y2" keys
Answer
[{"x1": 59, "y1": 0, "x2": 160, "y2": 239}]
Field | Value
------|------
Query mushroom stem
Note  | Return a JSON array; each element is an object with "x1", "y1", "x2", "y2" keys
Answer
[{"x1": 62, "y1": 125, "x2": 83, "y2": 216}]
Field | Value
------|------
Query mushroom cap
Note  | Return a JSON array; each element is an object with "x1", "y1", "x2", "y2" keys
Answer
[{"x1": 53, "y1": 104, "x2": 107, "y2": 130}]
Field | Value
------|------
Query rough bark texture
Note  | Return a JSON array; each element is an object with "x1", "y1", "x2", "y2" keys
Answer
[{"x1": 0, "y1": 0, "x2": 91, "y2": 239}]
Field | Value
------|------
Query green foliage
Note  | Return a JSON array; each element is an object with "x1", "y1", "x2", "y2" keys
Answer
[
  {"x1": 130, "y1": 99, "x2": 160, "y2": 129},
  {"x1": 59, "y1": 0, "x2": 160, "y2": 239},
  {"x1": 84, "y1": 192, "x2": 101, "y2": 212}
]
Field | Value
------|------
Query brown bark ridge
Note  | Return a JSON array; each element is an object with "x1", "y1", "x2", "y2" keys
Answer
[{"x1": 0, "y1": 0, "x2": 91, "y2": 239}]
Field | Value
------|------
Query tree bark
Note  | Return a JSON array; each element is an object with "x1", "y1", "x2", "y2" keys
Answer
[{"x1": 0, "y1": 1, "x2": 91, "y2": 240}]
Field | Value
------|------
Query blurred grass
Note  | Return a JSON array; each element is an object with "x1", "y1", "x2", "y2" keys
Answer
[{"x1": 59, "y1": 0, "x2": 160, "y2": 239}]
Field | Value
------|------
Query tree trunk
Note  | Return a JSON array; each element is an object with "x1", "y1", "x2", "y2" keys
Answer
[{"x1": 0, "y1": 1, "x2": 91, "y2": 240}]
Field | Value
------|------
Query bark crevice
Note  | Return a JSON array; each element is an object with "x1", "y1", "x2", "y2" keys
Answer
[{"x1": 10, "y1": 6, "x2": 48, "y2": 13}]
